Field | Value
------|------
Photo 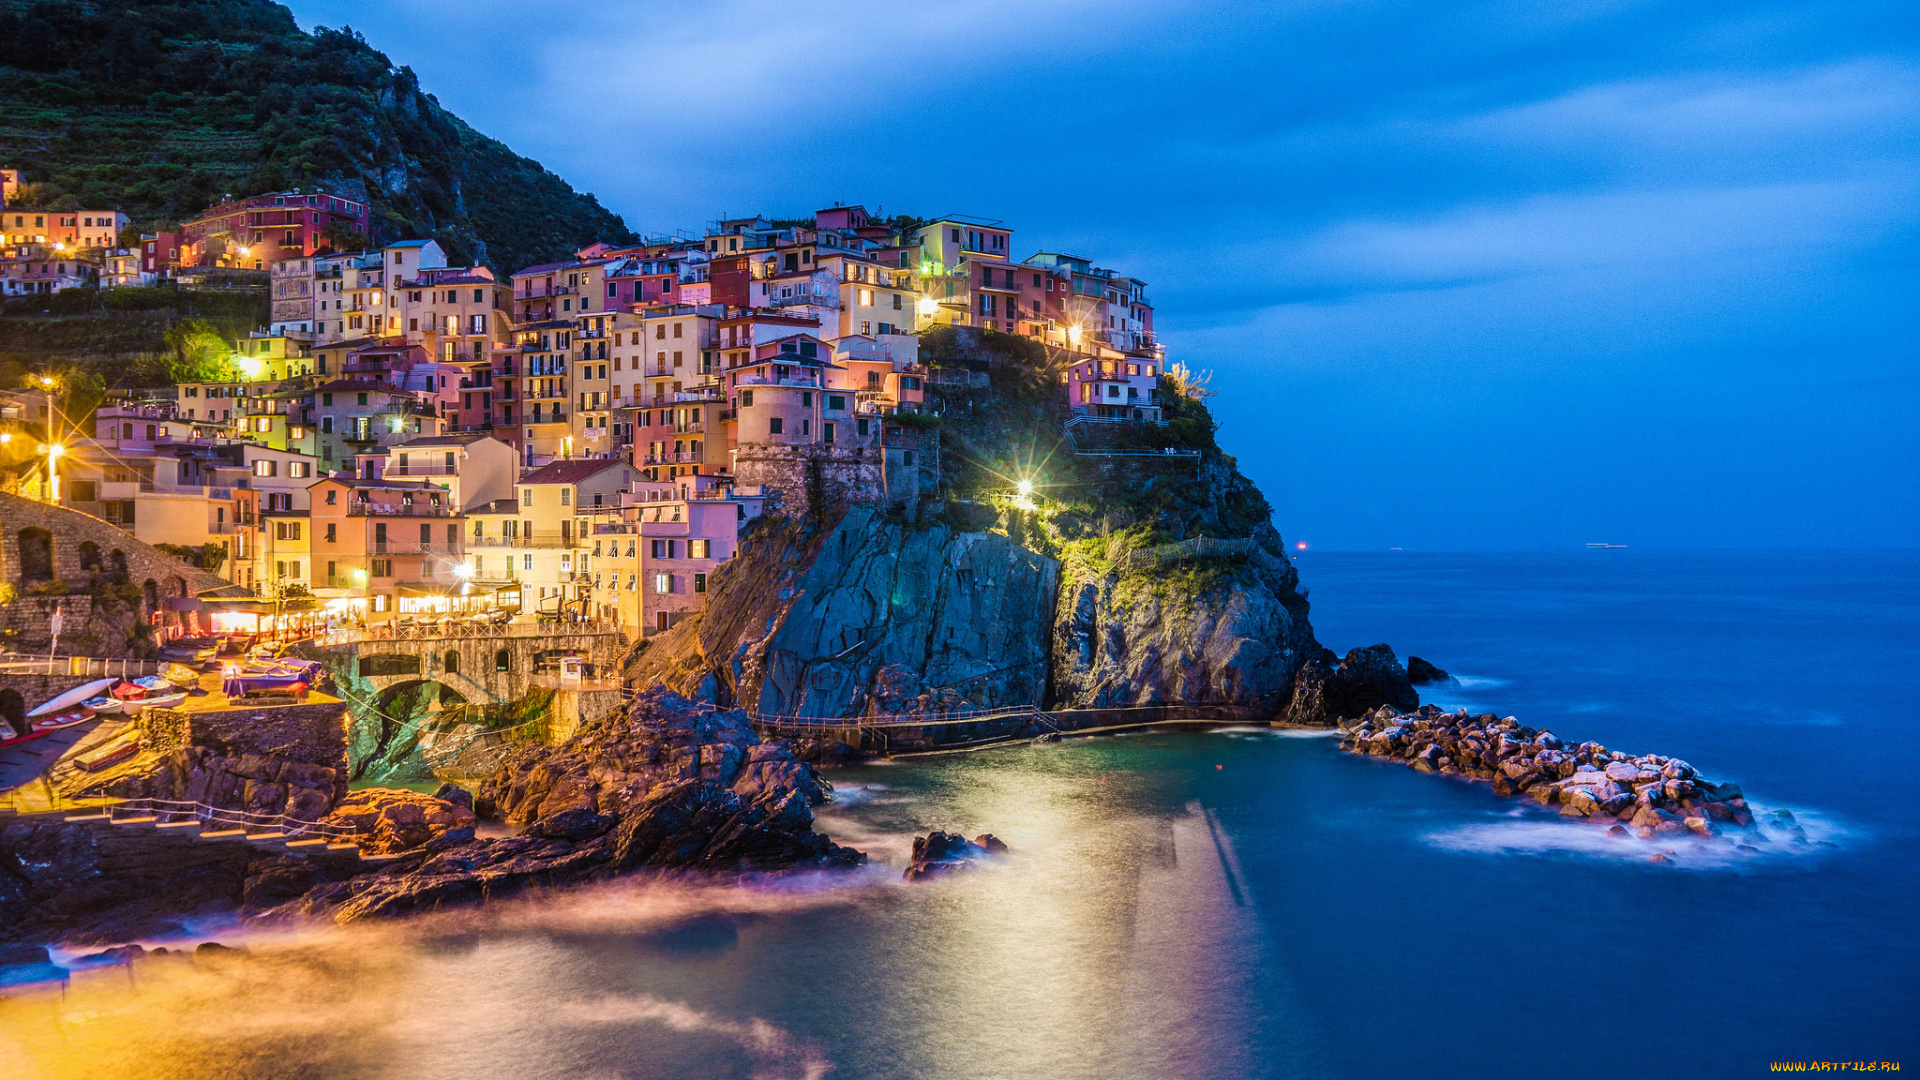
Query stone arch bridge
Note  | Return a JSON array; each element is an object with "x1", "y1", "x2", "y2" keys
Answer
[{"x1": 305, "y1": 626, "x2": 627, "y2": 713}]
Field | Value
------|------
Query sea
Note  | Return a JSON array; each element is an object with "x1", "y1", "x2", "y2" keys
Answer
[{"x1": 4, "y1": 550, "x2": 1915, "y2": 1079}]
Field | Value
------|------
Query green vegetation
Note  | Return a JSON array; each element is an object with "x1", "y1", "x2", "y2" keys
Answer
[
  {"x1": 918, "y1": 325, "x2": 1274, "y2": 555},
  {"x1": 0, "y1": 0, "x2": 634, "y2": 274},
  {"x1": 153, "y1": 541, "x2": 227, "y2": 570},
  {"x1": 0, "y1": 286, "x2": 269, "y2": 390}
]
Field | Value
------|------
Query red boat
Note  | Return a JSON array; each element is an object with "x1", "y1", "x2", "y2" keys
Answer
[
  {"x1": 0, "y1": 706, "x2": 97, "y2": 749},
  {"x1": 75, "y1": 734, "x2": 140, "y2": 772},
  {"x1": 110, "y1": 680, "x2": 149, "y2": 700}
]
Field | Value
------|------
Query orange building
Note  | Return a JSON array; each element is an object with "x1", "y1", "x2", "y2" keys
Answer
[{"x1": 308, "y1": 475, "x2": 467, "y2": 625}]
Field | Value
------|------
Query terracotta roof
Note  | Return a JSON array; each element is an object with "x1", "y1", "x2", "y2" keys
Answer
[{"x1": 520, "y1": 459, "x2": 629, "y2": 486}]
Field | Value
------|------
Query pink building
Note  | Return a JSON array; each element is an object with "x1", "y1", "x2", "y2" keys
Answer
[{"x1": 1064, "y1": 356, "x2": 1162, "y2": 421}]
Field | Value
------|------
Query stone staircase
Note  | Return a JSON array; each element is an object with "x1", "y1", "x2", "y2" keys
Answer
[{"x1": 2, "y1": 801, "x2": 403, "y2": 867}]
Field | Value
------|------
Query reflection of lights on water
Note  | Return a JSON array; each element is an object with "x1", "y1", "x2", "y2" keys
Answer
[{"x1": 1295, "y1": 541, "x2": 1308, "y2": 551}]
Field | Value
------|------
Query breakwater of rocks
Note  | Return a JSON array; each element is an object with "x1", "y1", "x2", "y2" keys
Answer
[{"x1": 1339, "y1": 705, "x2": 1762, "y2": 841}]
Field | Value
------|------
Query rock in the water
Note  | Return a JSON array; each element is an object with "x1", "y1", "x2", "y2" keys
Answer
[
  {"x1": 903, "y1": 831, "x2": 1000, "y2": 881},
  {"x1": 1406, "y1": 656, "x2": 1453, "y2": 685},
  {"x1": 1333, "y1": 704, "x2": 1752, "y2": 841},
  {"x1": 1284, "y1": 644, "x2": 1419, "y2": 725},
  {"x1": 275, "y1": 689, "x2": 865, "y2": 926}
]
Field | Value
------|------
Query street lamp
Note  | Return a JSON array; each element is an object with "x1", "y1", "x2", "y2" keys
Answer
[{"x1": 41, "y1": 441, "x2": 63, "y2": 503}]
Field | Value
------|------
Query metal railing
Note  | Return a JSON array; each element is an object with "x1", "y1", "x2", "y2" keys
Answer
[
  {"x1": 0, "y1": 656, "x2": 163, "y2": 677},
  {"x1": 346, "y1": 503, "x2": 456, "y2": 517},
  {"x1": 369, "y1": 541, "x2": 459, "y2": 554}
]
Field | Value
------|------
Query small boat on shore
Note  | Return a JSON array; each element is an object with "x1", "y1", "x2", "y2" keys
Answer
[
  {"x1": 82, "y1": 696, "x2": 126, "y2": 715},
  {"x1": 75, "y1": 733, "x2": 141, "y2": 772},
  {"x1": 27, "y1": 679, "x2": 115, "y2": 717},
  {"x1": 160, "y1": 663, "x2": 203, "y2": 689},
  {"x1": 0, "y1": 705, "x2": 99, "y2": 749}
]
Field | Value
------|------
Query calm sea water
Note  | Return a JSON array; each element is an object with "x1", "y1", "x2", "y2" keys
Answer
[{"x1": 5, "y1": 550, "x2": 1916, "y2": 1079}]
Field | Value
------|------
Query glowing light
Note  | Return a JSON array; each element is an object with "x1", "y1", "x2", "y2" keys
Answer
[
  {"x1": 1067, "y1": 325, "x2": 1083, "y2": 344},
  {"x1": 350, "y1": 569, "x2": 368, "y2": 585},
  {"x1": 452, "y1": 562, "x2": 474, "y2": 579},
  {"x1": 236, "y1": 355, "x2": 264, "y2": 379},
  {"x1": 916, "y1": 296, "x2": 938, "y2": 316},
  {"x1": 0, "y1": 433, "x2": 11, "y2": 445},
  {"x1": 1016, "y1": 479, "x2": 1034, "y2": 497},
  {"x1": 44, "y1": 443, "x2": 64, "y2": 458},
  {"x1": 1295, "y1": 541, "x2": 1308, "y2": 551},
  {"x1": 37, "y1": 375, "x2": 55, "y2": 389}
]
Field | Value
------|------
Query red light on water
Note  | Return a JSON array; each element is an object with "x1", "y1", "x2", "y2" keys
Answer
[{"x1": 1295, "y1": 541, "x2": 1308, "y2": 551}]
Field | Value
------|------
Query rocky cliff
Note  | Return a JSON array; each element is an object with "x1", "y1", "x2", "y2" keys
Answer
[
  {"x1": 1050, "y1": 526, "x2": 1317, "y2": 710},
  {"x1": 630, "y1": 508, "x2": 1059, "y2": 718}
]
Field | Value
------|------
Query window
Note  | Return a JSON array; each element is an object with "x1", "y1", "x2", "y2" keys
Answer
[
  {"x1": 325, "y1": 523, "x2": 336, "y2": 542},
  {"x1": 70, "y1": 480, "x2": 97, "y2": 501},
  {"x1": 828, "y1": 395, "x2": 844, "y2": 411},
  {"x1": 254, "y1": 460, "x2": 277, "y2": 477},
  {"x1": 690, "y1": 539, "x2": 710, "y2": 558},
  {"x1": 893, "y1": 293, "x2": 903, "y2": 310},
  {"x1": 560, "y1": 488, "x2": 571, "y2": 506},
  {"x1": 769, "y1": 417, "x2": 783, "y2": 435},
  {"x1": 801, "y1": 392, "x2": 812, "y2": 407},
  {"x1": 522, "y1": 489, "x2": 533, "y2": 506},
  {"x1": 823, "y1": 421, "x2": 835, "y2": 444},
  {"x1": 740, "y1": 390, "x2": 753, "y2": 407},
  {"x1": 372, "y1": 594, "x2": 390, "y2": 612},
  {"x1": 694, "y1": 572, "x2": 707, "y2": 593},
  {"x1": 274, "y1": 521, "x2": 302, "y2": 541},
  {"x1": 857, "y1": 418, "x2": 870, "y2": 437},
  {"x1": 654, "y1": 572, "x2": 671, "y2": 594},
  {"x1": 325, "y1": 489, "x2": 338, "y2": 504}
]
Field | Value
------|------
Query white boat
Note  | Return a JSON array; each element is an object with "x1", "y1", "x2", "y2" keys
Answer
[
  {"x1": 160, "y1": 663, "x2": 203, "y2": 689},
  {"x1": 82, "y1": 696, "x2": 126, "y2": 715},
  {"x1": 133, "y1": 692, "x2": 189, "y2": 711},
  {"x1": 27, "y1": 678, "x2": 115, "y2": 718}
]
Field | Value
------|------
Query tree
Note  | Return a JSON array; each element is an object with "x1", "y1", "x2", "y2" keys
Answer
[{"x1": 162, "y1": 318, "x2": 231, "y2": 382}]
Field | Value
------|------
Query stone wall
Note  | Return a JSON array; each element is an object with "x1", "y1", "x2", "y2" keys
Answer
[{"x1": 732, "y1": 442, "x2": 888, "y2": 517}]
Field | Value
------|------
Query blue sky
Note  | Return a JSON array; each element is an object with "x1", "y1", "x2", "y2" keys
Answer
[{"x1": 289, "y1": 0, "x2": 1918, "y2": 549}]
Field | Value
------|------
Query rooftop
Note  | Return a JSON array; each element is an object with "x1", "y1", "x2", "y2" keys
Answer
[{"x1": 520, "y1": 459, "x2": 629, "y2": 486}]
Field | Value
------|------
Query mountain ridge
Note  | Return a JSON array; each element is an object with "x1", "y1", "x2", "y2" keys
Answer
[{"x1": 0, "y1": 0, "x2": 636, "y2": 273}]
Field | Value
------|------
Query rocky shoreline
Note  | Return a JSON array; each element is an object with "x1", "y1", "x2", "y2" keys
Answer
[{"x1": 1338, "y1": 704, "x2": 1762, "y2": 842}]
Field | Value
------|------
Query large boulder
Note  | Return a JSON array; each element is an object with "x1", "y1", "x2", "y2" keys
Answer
[
  {"x1": 1283, "y1": 644, "x2": 1419, "y2": 725},
  {"x1": 902, "y1": 831, "x2": 1006, "y2": 881},
  {"x1": 326, "y1": 788, "x2": 477, "y2": 854},
  {"x1": 1406, "y1": 656, "x2": 1454, "y2": 685}
]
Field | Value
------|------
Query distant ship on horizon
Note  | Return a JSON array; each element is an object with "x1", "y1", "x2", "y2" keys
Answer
[{"x1": 1585, "y1": 542, "x2": 1629, "y2": 549}]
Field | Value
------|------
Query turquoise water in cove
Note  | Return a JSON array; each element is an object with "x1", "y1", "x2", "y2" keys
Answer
[{"x1": 4, "y1": 550, "x2": 1916, "y2": 1079}]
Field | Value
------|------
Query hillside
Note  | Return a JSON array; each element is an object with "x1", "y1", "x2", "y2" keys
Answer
[{"x1": 0, "y1": 0, "x2": 635, "y2": 273}]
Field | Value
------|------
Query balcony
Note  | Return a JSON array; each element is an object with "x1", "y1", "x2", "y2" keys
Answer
[
  {"x1": 345, "y1": 502, "x2": 456, "y2": 517},
  {"x1": 772, "y1": 293, "x2": 837, "y2": 310},
  {"x1": 468, "y1": 533, "x2": 578, "y2": 549},
  {"x1": 642, "y1": 452, "x2": 704, "y2": 465},
  {"x1": 733, "y1": 373, "x2": 823, "y2": 388},
  {"x1": 369, "y1": 541, "x2": 460, "y2": 555},
  {"x1": 385, "y1": 463, "x2": 459, "y2": 476}
]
